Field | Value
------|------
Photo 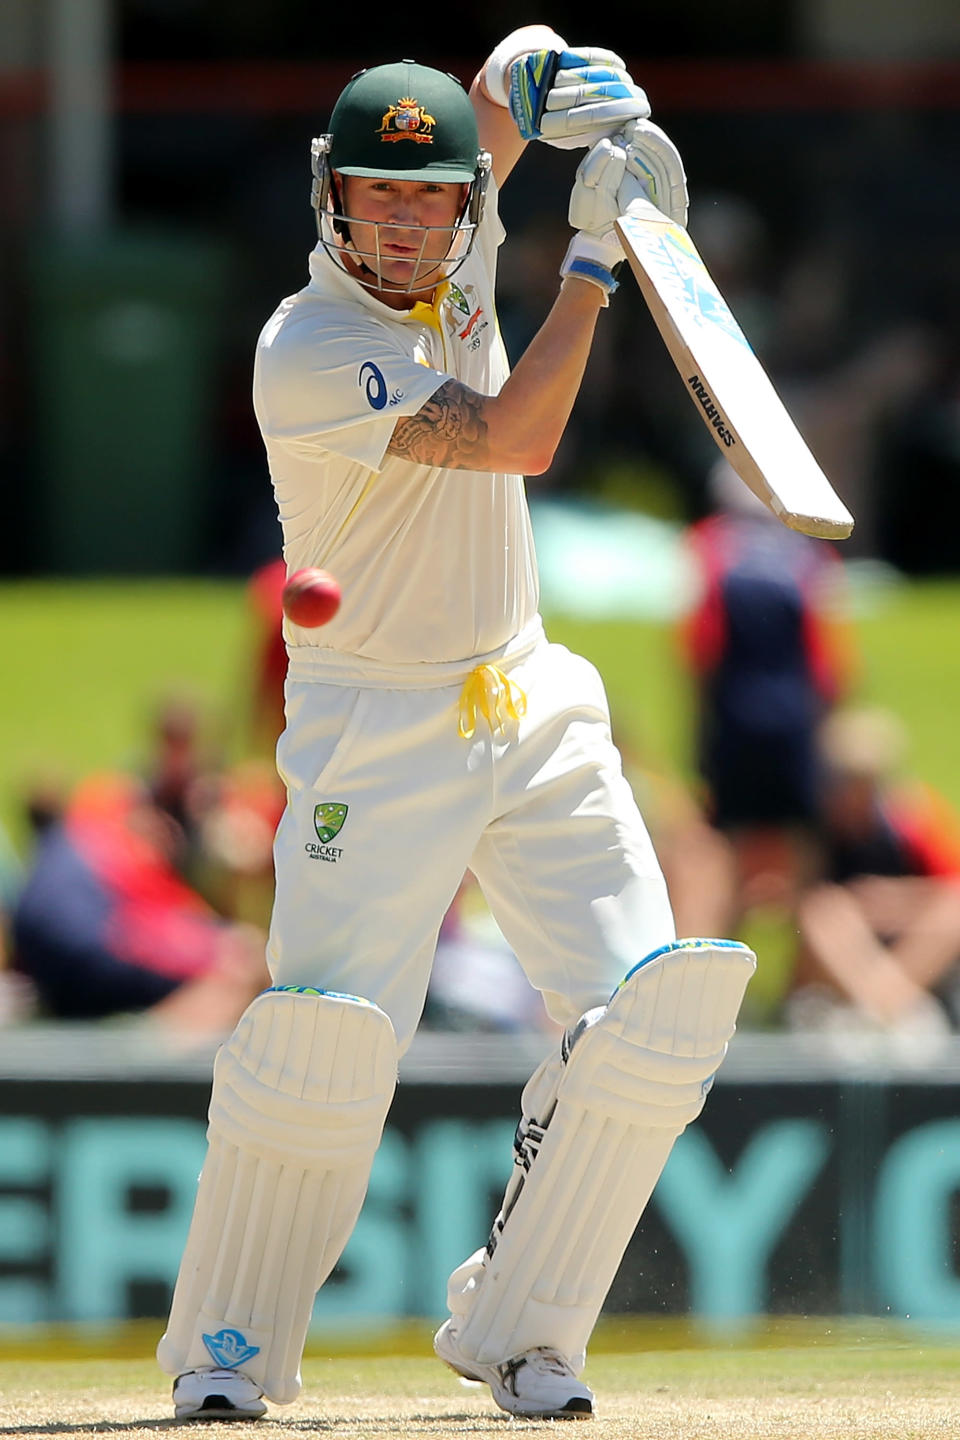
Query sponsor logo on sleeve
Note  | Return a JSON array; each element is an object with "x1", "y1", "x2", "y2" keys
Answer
[{"x1": 359, "y1": 360, "x2": 387, "y2": 410}]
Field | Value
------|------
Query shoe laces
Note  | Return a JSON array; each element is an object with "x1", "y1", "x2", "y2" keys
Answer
[{"x1": 520, "y1": 1347, "x2": 575, "y2": 1378}]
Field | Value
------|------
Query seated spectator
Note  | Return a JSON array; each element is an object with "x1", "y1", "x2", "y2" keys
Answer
[
  {"x1": 11, "y1": 772, "x2": 269, "y2": 1037},
  {"x1": 788, "y1": 707, "x2": 960, "y2": 1036}
]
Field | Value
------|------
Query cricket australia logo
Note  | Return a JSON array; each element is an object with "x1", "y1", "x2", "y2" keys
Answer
[
  {"x1": 314, "y1": 802, "x2": 347, "y2": 842},
  {"x1": 378, "y1": 96, "x2": 436, "y2": 144},
  {"x1": 202, "y1": 1328, "x2": 260, "y2": 1368},
  {"x1": 306, "y1": 802, "x2": 348, "y2": 863}
]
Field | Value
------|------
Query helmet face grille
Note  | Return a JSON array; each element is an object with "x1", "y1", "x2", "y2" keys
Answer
[
  {"x1": 310, "y1": 162, "x2": 491, "y2": 295},
  {"x1": 328, "y1": 61, "x2": 480, "y2": 182}
]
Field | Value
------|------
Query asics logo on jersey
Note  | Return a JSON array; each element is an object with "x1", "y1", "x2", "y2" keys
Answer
[{"x1": 359, "y1": 361, "x2": 387, "y2": 409}]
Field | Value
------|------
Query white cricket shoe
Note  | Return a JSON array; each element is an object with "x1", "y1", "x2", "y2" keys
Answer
[
  {"x1": 173, "y1": 1367, "x2": 267, "y2": 1421},
  {"x1": 434, "y1": 1319, "x2": 594, "y2": 1419}
]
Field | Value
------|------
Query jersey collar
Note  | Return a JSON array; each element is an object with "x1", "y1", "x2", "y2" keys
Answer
[{"x1": 307, "y1": 243, "x2": 449, "y2": 329}]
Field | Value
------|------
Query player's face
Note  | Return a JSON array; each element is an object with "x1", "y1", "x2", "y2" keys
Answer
[{"x1": 338, "y1": 174, "x2": 467, "y2": 300}]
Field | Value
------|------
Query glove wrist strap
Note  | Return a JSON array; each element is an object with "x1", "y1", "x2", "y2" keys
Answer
[
  {"x1": 560, "y1": 233, "x2": 621, "y2": 304},
  {"x1": 482, "y1": 25, "x2": 566, "y2": 107}
]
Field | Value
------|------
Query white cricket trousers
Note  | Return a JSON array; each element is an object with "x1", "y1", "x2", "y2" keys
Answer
[{"x1": 269, "y1": 632, "x2": 676, "y2": 1054}]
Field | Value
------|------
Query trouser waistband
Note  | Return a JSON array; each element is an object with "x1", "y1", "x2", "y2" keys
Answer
[{"x1": 285, "y1": 616, "x2": 545, "y2": 689}]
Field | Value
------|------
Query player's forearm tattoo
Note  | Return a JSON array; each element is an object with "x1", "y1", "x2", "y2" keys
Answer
[{"x1": 387, "y1": 380, "x2": 490, "y2": 469}]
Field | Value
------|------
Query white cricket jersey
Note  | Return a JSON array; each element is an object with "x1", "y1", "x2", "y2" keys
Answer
[{"x1": 253, "y1": 182, "x2": 540, "y2": 668}]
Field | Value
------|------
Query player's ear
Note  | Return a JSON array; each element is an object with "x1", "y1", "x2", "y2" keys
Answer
[{"x1": 330, "y1": 170, "x2": 351, "y2": 239}]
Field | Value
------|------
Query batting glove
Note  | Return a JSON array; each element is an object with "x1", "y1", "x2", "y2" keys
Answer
[
  {"x1": 483, "y1": 27, "x2": 650, "y2": 149},
  {"x1": 621, "y1": 118, "x2": 689, "y2": 227},
  {"x1": 561, "y1": 137, "x2": 649, "y2": 301}
]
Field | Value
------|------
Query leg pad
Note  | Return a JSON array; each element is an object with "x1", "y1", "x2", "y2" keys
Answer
[
  {"x1": 449, "y1": 939, "x2": 755, "y2": 1367},
  {"x1": 157, "y1": 987, "x2": 397, "y2": 1403}
]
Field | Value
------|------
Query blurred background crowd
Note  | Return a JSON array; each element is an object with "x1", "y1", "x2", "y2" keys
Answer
[{"x1": 2, "y1": 1, "x2": 959, "y2": 1048}]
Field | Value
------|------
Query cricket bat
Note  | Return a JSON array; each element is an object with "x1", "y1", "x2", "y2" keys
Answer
[{"x1": 615, "y1": 199, "x2": 854, "y2": 539}]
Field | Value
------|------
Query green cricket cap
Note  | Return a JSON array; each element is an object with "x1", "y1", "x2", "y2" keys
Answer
[{"x1": 328, "y1": 61, "x2": 479, "y2": 182}]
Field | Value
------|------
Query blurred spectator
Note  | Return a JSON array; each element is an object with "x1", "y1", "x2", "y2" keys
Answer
[
  {"x1": 11, "y1": 771, "x2": 269, "y2": 1037},
  {"x1": 679, "y1": 459, "x2": 856, "y2": 935},
  {"x1": 193, "y1": 758, "x2": 284, "y2": 932},
  {"x1": 138, "y1": 690, "x2": 283, "y2": 932},
  {"x1": 144, "y1": 693, "x2": 212, "y2": 837},
  {"x1": 0, "y1": 819, "x2": 30, "y2": 1023},
  {"x1": 614, "y1": 724, "x2": 736, "y2": 944},
  {"x1": 247, "y1": 556, "x2": 289, "y2": 751},
  {"x1": 21, "y1": 774, "x2": 67, "y2": 838},
  {"x1": 788, "y1": 707, "x2": 960, "y2": 1036}
]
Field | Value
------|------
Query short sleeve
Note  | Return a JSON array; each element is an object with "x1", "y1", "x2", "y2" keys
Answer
[
  {"x1": 473, "y1": 176, "x2": 506, "y2": 281},
  {"x1": 254, "y1": 311, "x2": 452, "y2": 472}
]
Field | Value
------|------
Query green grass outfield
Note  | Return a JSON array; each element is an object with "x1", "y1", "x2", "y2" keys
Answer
[
  {"x1": 2, "y1": 576, "x2": 959, "y2": 853},
  {"x1": 0, "y1": 1321, "x2": 958, "y2": 1438}
]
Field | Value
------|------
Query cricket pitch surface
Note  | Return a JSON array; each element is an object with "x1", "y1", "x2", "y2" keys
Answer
[{"x1": 2, "y1": 1327, "x2": 959, "y2": 1439}]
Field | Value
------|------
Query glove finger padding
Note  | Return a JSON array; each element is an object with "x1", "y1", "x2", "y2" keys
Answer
[
  {"x1": 621, "y1": 118, "x2": 689, "y2": 227},
  {"x1": 568, "y1": 137, "x2": 626, "y2": 237},
  {"x1": 561, "y1": 138, "x2": 628, "y2": 299},
  {"x1": 551, "y1": 45, "x2": 630, "y2": 76},
  {"x1": 539, "y1": 76, "x2": 651, "y2": 149},
  {"x1": 509, "y1": 44, "x2": 650, "y2": 150}
]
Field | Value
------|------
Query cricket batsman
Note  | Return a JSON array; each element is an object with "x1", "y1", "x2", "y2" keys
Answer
[{"x1": 157, "y1": 25, "x2": 755, "y2": 1421}]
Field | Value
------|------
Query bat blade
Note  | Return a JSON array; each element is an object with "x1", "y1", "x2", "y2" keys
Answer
[{"x1": 615, "y1": 201, "x2": 854, "y2": 540}]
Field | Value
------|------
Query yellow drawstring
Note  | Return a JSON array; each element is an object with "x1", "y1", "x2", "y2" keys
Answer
[{"x1": 458, "y1": 664, "x2": 527, "y2": 740}]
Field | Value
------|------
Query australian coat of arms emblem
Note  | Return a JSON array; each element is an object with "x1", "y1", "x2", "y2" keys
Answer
[{"x1": 378, "y1": 96, "x2": 436, "y2": 144}]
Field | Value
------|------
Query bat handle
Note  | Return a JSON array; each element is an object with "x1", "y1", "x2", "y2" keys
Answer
[{"x1": 621, "y1": 196, "x2": 673, "y2": 226}]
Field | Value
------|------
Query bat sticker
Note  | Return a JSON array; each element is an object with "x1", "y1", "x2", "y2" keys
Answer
[{"x1": 621, "y1": 216, "x2": 753, "y2": 351}]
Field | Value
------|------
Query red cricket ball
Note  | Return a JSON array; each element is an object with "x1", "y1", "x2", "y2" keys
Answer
[{"x1": 281, "y1": 568, "x2": 342, "y2": 628}]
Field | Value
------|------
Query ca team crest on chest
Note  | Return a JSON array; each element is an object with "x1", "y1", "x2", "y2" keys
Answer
[{"x1": 445, "y1": 281, "x2": 488, "y2": 352}]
